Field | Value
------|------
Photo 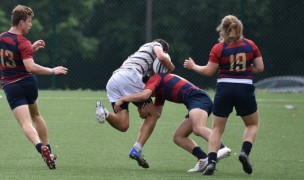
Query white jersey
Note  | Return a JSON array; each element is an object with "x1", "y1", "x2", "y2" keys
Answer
[{"x1": 114, "y1": 41, "x2": 162, "y2": 77}]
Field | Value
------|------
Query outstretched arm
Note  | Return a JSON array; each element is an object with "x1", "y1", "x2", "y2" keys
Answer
[
  {"x1": 23, "y1": 58, "x2": 68, "y2": 75},
  {"x1": 184, "y1": 57, "x2": 218, "y2": 76},
  {"x1": 114, "y1": 89, "x2": 153, "y2": 112}
]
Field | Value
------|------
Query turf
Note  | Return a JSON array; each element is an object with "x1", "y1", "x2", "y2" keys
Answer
[{"x1": 0, "y1": 90, "x2": 303, "y2": 180}]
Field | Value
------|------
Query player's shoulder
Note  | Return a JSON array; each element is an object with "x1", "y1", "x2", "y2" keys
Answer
[
  {"x1": 211, "y1": 41, "x2": 225, "y2": 53},
  {"x1": 16, "y1": 34, "x2": 30, "y2": 42},
  {"x1": 0, "y1": 31, "x2": 6, "y2": 36},
  {"x1": 242, "y1": 38, "x2": 257, "y2": 46},
  {"x1": 213, "y1": 41, "x2": 225, "y2": 49}
]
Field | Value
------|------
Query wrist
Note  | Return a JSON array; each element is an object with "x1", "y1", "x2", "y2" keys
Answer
[{"x1": 52, "y1": 68, "x2": 55, "y2": 75}]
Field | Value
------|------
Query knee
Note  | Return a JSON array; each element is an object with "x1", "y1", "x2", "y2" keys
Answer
[
  {"x1": 118, "y1": 124, "x2": 129, "y2": 132},
  {"x1": 192, "y1": 127, "x2": 201, "y2": 136},
  {"x1": 30, "y1": 112, "x2": 41, "y2": 120},
  {"x1": 173, "y1": 133, "x2": 182, "y2": 145}
]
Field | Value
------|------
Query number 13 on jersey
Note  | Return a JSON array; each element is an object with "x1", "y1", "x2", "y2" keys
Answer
[{"x1": 0, "y1": 49, "x2": 16, "y2": 68}]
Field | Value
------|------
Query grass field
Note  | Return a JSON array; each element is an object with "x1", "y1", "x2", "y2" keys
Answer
[{"x1": 0, "y1": 90, "x2": 303, "y2": 180}]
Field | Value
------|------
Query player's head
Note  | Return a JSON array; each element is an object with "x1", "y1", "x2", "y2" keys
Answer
[
  {"x1": 11, "y1": 5, "x2": 34, "y2": 27},
  {"x1": 154, "y1": 39, "x2": 169, "y2": 53},
  {"x1": 216, "y1": 15, "x2": 243, "y2": 43}
]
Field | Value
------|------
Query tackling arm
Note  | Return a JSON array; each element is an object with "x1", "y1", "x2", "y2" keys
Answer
[{"x1": 154, "y1": 46, "x2": 175, "y2": 72}]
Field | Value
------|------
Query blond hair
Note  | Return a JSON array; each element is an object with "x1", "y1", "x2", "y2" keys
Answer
[
  {"x1": 11, "y1": 5, "x2": 34, "y2": 26},
  {"x1": 216, "y1": 15, "x2": 243, "y2": 43}
]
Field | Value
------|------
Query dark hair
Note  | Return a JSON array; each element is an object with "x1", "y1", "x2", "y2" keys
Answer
[
  {"x1": 11, "y1": 5, "x2": 34, "y2": 26},
  {"x1": 154, "y1": 39, "x2": 169, "y2": 52}
]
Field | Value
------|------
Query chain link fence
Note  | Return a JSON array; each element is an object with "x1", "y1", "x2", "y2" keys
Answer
[{"x1": 1, "y1": 0, "x2": 303, "y2": 90}]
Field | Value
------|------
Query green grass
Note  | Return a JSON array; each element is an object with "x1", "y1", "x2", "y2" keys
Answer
[{"x1": 0, "y1": 90, "x2": 303, "y2": 180}]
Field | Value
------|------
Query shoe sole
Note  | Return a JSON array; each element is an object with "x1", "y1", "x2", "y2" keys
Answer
[
  {"x1": 202, "y1": 164, "x2": 215, "y2": 175},
  {"x1": 187, "y1": 161, "x2": 208, "y2": 172},
  {"x1": 41, "y1": 146, "x2": 56, "y2": 170},
  {"x1": 96, "y1": 102, "x2": 106, "y2": 123},
  {"x1": 217, "y1": 151, "x2": 231, "y2": 162},
  {"x1": 239, "y1": 154, "x2": 252, "y2": 174},
  {"x1": 129, "y1": 154, "x2": 149, "y2": 168}
]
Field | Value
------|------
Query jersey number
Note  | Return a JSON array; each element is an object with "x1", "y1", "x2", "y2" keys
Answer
[
  {"x1": 229, "y1": 53, "x2": 246, "y2": 72},
  {"x1": 0, "y1": 49, "x2": 16, "y2": 68}
]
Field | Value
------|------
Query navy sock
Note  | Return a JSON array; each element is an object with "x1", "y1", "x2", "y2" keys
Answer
[
  {"x1": 192, "y1": 146, "x2": 207, "y2": 160},
  {"x1": 35, "y1": 143, "x2": 43, "y2": 154},
  {"x1": 241, "y1": 141, "x2": 252, "y2": 156},
  {"x1": 207, "y1": 152, "x2": 217, "y2": 164},
  {"x1": 219, "y1": 143, "x2": 225, "y2": 149}
]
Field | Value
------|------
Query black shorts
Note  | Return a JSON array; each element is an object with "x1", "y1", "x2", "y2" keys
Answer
[
  {"x1": 185, "y1": 89, "x2": 213, "y2": 117},
  {"x1": 213, "y1": 82, "x2": 257, "y2": 117},
  {"x1": 3, "y1": 76, "x2": 38, "y2": 110},
  {"x1": 111, "y1": 98, "x2": 153, "y2": 112}
]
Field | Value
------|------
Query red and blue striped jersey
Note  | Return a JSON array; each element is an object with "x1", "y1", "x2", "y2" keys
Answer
[
  {"x1": 0, "y1": 32, "x2": 33, "y2": 87},
  {"x1": 209, "y1": 38, "x2": 261, "y2": 79},
  {"x1": 144, "y1": 73, "x2": 199, "y2": 106}
]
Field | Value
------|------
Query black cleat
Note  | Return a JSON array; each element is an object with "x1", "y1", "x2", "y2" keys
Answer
[
  {"x1": 239, "y1": 151, "x2": 253, "y2": 174},
  {"x1": 202, "y1": 163, "x2": 216, "y2": 175},
  {"x1": 129, "y1": 148, "x2": 149, "y2": 168}
]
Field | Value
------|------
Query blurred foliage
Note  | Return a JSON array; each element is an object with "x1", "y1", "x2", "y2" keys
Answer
[{"x1": 0, "y1": 0, "x2": 303, "y2": 89}]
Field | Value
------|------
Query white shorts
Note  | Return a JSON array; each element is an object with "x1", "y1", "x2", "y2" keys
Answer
[{"x1": 106, "y1": 69, "x2": 145, "y2": 103}]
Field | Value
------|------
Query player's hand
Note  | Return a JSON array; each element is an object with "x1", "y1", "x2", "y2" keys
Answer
[
  {"x1": 32, "y1": 40, "x2": 45, "y2": 52},
  {"x1": 138, "y1": 102, "x2": 150, "y2": 119},
  {"x1": 114, "y1": 100, "x2": 123, "y2": 113},
  {"x1": 53, "y1": 66, "x2": 68, "y2": 75},
  {"x1": 183, "y1": 57, "x2": 196, "y2": 70}
]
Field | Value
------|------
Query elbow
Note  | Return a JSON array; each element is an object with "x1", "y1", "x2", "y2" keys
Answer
[
  {"x1": 142, "y1": 94, "x2": 151, "y2": 100},
  {"x1": 204, "y1": 72, "x2": 214, "y2": 77},
  {"x1": 25, "y1": 67, "x2": 34, "y2": 73},
  {"x1": 141, "y1": 90, "x2": 152, "y2": 101},
  {"x1": 254, "y1": 66, "x2": 264, "y2": 73},
  {"x1": 168, "y1": 64, "x2": 175, "y2": 72},
  {"x1": 204, "y1": 69, "x2": 215, "y2": 76}
]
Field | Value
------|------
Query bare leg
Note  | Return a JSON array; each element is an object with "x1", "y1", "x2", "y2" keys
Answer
[
  {"x1": 173, "y1": 109, "x2": 210, "y2": 153},
  {"x1": 242, "y1": 111, "x2": 259, "y2": 143},
  {"x1": 29, "y1": 101, "x2": 49, "y2": 144},
  {"x1": 13, "y1": 105, "x2": 40, "y2": 145},
  {"x1": 238, "y1": 111, "x2": 259, "y2": 175},
  {"x1": 208, "y1": 115, "x2": 228, "y2": 154},
  {"x1": 136, "y1": 104, "x2": 161, "y2": 146},
  {"x1": 173, "y1": 118, "x2": 195, "y2": 153},
  {"x1": 106, "y1": 110, "x2": 130, "y2": 132}
]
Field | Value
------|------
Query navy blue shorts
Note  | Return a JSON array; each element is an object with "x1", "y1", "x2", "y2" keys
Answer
[
  {"x1": 213, "y1": 82, "x2": 257, "y2": 117},
  {"x1": 185, "y1": 89, "x2": 213, "y2": 117},
  {"x1": 3, "y1": 76, "x2": 38, "y2": 110}
]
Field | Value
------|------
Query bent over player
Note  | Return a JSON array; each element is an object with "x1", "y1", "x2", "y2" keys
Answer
[{"x1": 115, "y1": 73, "x2": 231, "y2": 172}]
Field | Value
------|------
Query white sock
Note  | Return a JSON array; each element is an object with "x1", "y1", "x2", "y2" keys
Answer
[{"x1": 133, "y1": 142, "x2": 143, "y2": 152}]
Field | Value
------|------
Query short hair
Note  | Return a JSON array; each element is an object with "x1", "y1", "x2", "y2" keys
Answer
[
  {"x1": 153, "y1": 39, "x2": 169, "y2": 53},
  {"x1": 11, "y1": 5, "x2": 34, "y2": 26},
  {"x1": 216, "y1": 15, "x2": 243, "y2": 43}
]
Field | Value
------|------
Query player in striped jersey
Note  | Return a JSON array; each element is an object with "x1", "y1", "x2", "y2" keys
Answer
[
  {"x1": 0, "y1": 5, "x2": 68, "y2": 169},
  {"x1": 184, "y1": 15, "x2": 264, "y2": 175},
  {"x1": 114, "y1": 73, "x2": 231, "y2": 172},
  {"x1": 96, "y1": 39, "x2": 174, "y2": 168}
]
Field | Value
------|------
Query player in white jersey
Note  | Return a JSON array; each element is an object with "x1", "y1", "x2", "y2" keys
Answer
[{"x1": 96, "y1": 39, "x2": 175, "y2": 168}]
